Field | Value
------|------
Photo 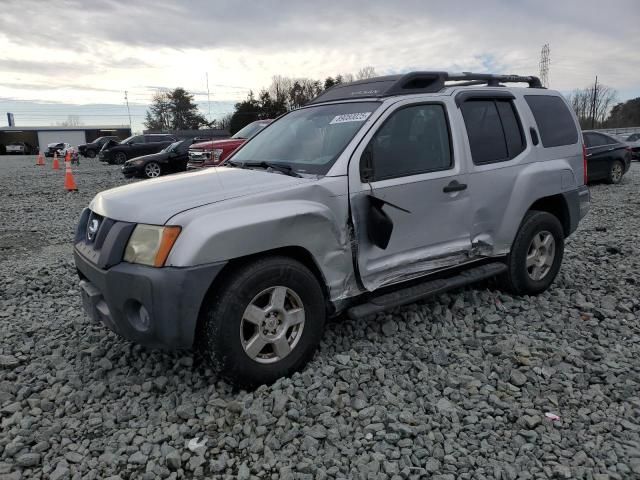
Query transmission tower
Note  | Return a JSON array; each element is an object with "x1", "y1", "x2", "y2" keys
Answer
[{"x1": 539, "y1": 44, "x2": 550, "y2": 87}]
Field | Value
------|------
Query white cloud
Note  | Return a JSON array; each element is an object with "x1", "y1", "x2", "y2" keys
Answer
[{"x1": 0, "y1": 0, "x2": 638, "y2": 107}]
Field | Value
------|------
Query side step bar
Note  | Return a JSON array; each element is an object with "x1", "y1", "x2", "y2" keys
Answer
[{"x1": 347, "y1": 262, "x2": 507, "y2": 319}]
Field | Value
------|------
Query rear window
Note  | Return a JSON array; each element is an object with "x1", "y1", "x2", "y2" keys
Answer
[{"x1": 525, "y1": 95, "x2": 578, "y2": 147}]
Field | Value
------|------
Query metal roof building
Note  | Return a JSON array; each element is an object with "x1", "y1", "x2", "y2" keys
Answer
[{"x1": 0, "y1": 125, "x2": 132, "y2": 153}]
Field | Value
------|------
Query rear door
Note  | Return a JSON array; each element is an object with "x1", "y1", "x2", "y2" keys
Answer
[
  {"x1": 349, "y1": 98, "x2": 472, "y2": 290},
  {"x1": 458, "y1": 92, "x2": 529, "y2": 251},
  {"x1": 584, "y1": 132, "x2": 614, "y2": 180}
]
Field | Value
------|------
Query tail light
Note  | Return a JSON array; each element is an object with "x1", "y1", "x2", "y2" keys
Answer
[{"x1": 582, "y1": 144, "x2": 588, "y2": 185}]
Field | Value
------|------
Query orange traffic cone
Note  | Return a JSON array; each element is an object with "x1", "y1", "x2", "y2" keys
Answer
[
  {"x1": 65, "y1": 150, "x2": 71, "y2": 163},
  {"x1": 52, "y1": 152, "x2": 60, "y2": 170},
  {"x1": 36, "y1": 152, "x2": 45, "y2": 166},
  {"x1": 64, "y1": 161, "x2": 78, "y2": 192}
]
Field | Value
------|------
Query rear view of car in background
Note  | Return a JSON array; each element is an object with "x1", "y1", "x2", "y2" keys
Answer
[
  {"x1": 622, "y1": 132, "x2": 640, "y2": 160},
  {"x1": 78, "y1": 136, "x2": 119, "y2": 158},
  {"x1": 583, "y1": 130, "x2": 632, "y2": 184},
  {"x1": 187, "y1": 120, "x2": 272, "y2": 170},
  {"x1": 6, "y1": 142, "x2": 33, "y2": 155}
]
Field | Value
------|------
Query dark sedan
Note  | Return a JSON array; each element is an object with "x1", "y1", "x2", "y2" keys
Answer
[
  {"x1": 121, "y1": 138, "x2": 194, "y2": 178},
  {"x1": 583, "y1": 131, "x2": 632, "y2": 184},
  {"x1": 100, "y1": 133, "x2": 176, "y2": 164}
]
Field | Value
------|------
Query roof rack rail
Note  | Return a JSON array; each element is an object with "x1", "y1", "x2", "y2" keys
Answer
[{"x1": 308, "y1": 71, "x2": 543, "y2": 104}]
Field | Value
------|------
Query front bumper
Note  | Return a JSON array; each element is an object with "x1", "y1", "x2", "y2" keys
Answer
[
  {"x1": 75, "y1": 248, "x2": 226, "y2": 349},
  {"x1": 121, "y1": 164, "x2": 142, "y2": 177}
]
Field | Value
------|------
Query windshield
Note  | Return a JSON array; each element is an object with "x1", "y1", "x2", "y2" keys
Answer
[
  {"x1": 120, "y1": 135, "x2": 135, "y2": 144},
  {"x1": 163, "y1": 141, "x2": 181, "y2": 152},
  {"x1": 230, "y1": 102, "x2": 380, "y2": 174},
  {"x1": 232, "y1": 121, "x2": 270, "y2": 139}
]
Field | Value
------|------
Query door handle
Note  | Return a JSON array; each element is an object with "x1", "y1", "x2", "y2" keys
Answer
[{"x1": 443, "y1": 180, "x2": 467, "y2": 193}]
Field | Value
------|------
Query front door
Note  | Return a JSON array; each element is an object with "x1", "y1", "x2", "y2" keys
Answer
[
  {"x1": 349, "y1": 100, "x2": 472, "y2": 291},
  {"x1": 584, "y1": 132, "x2": 613, "y2": 180}
]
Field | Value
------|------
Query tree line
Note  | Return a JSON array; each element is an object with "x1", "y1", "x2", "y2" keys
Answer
[
  {"x1": 566, "y1": 83, "x2": 639, "y2": 129},
  {"x1": 144, "y1": 69, "x2": 640, "y2": 134},
  {"x1": 224, "y1": 66, "x2": 378, "y2": 133}
]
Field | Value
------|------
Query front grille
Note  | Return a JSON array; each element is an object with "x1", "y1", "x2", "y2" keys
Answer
[{"x1": 75, "y1": 208, "x2": 135, "y2": 269}]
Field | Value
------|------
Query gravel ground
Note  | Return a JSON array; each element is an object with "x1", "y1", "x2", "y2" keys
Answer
[{"x1": 1, "y1": 155, "x2": 639, "y2": 480}]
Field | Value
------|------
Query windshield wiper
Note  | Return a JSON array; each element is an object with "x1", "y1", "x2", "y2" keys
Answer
[{"x1": 227, "y1": 160, "x2": 301, "y2": 177}]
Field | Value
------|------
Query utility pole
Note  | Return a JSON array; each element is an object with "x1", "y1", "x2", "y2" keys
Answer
[
  {"x1": 590, "y1": 76, "x2": 598, "y2": 129},
  {"x1": 539, "y1": 44, "x2": 550, "y2": 88},
  {"x1": 206, "y1": 72, "x2": 211, "y2": 124},
  {"x1": 124, "y1": 90, "x2": 132, "y2": 132}
]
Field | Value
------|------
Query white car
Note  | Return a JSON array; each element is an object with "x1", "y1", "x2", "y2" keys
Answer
[
  {"x1": 6, "y1": 142, "x2": 33, "y2": 154},
  {"x1": 46, "y1": 142, "x2": 71, "y2": 158}
]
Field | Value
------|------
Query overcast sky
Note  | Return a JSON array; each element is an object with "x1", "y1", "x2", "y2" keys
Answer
[{"x1": 1, "y1": 0, "x2": 639, "y2": 129}]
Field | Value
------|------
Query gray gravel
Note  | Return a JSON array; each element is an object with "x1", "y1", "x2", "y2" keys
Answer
[{"x1": 1, "y1": 155, "x2": 639, "y2": 479}]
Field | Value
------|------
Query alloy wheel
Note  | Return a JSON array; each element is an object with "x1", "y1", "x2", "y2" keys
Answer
[
  {"x1": 240, "y1": 286, "x2": 305, "y2": 364},
  {"x1": 526, "y1": 230, "x2": 556, "y2": 281},
  {"x1": 144, "y1": 162, "x2": 161, "y2": 178}
]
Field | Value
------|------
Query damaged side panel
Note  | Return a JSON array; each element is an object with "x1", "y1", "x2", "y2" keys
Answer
[{"x1": 166, "y1": 177, "x2": 363, "y2": 303}]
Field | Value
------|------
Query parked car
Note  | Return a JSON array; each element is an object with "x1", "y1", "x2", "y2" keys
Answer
[
  {"x1": 583, "y1": 131, "x2": 631, "y2": 184},
  {"x1": 186, "y1": 120, "x2": 272, "y2": 170},
  {"x1": 74, "y1": 71, "x2": 590, "y2": 387},
  {"x1": 99, "y1": 134, "x2": 177, "y2": 165},
  {"x1": 622, "y1": 132, "x2": 640, "y2": 160},
  {"x1": 45, "y1": 142, "x2": 70, "y2": 157},
  {"x1": 122, "y1": 138, "x2": 195, "y2": 178},
  {"x1": 78, "y1": 136, "x2": 119, "y2": 158},
  {"x1": 0, "y1": 144, "x2": 5, "y2": 155},
  {"x1": 6, "y1": 142, "x2": 33, "y2": 155}
]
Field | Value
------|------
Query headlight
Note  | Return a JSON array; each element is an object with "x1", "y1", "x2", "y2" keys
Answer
[
  {"x1": 212, "y1": 149, "x2": 224, "y2": 162},
  {"x1": 124, "y1": 224, "x2": 181, "y2": 267}
]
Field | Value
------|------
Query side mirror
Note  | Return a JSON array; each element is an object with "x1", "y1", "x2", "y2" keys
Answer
[
  {"x1": 366, "y1": 196, "x2": 393, "y2": 249},
  {"x1": 360, "y1": 144, "x2": 374, "y2": 182}
]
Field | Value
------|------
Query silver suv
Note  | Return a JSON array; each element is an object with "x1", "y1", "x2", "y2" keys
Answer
[{"x1": 74, "y1": 72, "x2": 590, "y2": 387}]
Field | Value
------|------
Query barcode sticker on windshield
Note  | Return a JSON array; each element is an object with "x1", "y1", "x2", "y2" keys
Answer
[{"x1": 329, "y1": 112, "x2": 372, "y2": 124}]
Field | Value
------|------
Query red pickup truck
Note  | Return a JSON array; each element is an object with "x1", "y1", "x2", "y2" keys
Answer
[{"x1": 187, "y1": 120, "x2": 272, "y2": 170}]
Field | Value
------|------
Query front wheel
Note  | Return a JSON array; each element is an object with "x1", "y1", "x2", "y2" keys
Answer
[
  {"x1": 86, "y1": 150, "x2": 96, "y2": 159},
  {"x1": 114, "y1": 152, "x2": 127, "y2": 165},
  {"x1": 499, "y1": 210, "x2": 564, "y2": 296},
  {"x1": 200, "y1": 256, "x2": 326, "y2": 388},
  {"x1": 144, "y1": 161, "x2": 162, "y2": 178},
  {"x1": 607, "y1": 160, "x2": 624, "y2": 184}
]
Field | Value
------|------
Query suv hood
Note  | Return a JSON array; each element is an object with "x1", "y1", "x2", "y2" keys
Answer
[
  {"x1": 190, "y1": 138, "x2": 243, "y2": 150},
  {"x1": 90, "y1": 167, "x2": 312, "y2": 225}
]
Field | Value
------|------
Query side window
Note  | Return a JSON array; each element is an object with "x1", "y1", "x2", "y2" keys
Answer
[
  {"x1": 129, "y1": 136, "x2": 144, "y2": 144},
  {"x1": 367, "y1": 104, "x2": 452, "y2": 181},
  {"x1": 583, "y1": 133, "x2": 597, "y2": 148},
  {"x1": 460, "y1": 99, "x2": 525, "y2": 164},
  {"x1": 585, "y1": 133, "x2": 608, "y2": 148},
  {"x1": 525, "y1": 95, "x2": 578, "y2": 147}
]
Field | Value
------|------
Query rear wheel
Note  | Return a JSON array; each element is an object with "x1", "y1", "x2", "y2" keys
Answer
[
  {"x1": 144, "y1": 161, "x2": 162, "y2": 178},
  {"x1": 499, "y1": 210, "x2": 564, "y2": 295},
  {"x1": 607, "y1": 160, "x2": 624, "y2": 184},
  {"x1": 114, "y1": 152, "x2": 127, "y2": 165},
  {"x1": 200, "y1": 256, "x2": 326, "y2": 388}
]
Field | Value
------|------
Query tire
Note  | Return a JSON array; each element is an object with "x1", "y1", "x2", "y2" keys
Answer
[
  {"x1": 143, "y1": 161, "x2": 162, "y2": 178},
  {"x1": 499, "y1": 210, "x2": 564, "y2": 296},
  {"x1": 86, "y1": 150, "x2": 96, "y2": 159},
  {"x1": 200, "y1": 256, "x2": 326, "y2": 388},
  {"x1": 114, "y1": 152, "x2": 127, "y2": 165},
  {"x1": 607, "y1": 160, "x2": 624, "y2": 184}
]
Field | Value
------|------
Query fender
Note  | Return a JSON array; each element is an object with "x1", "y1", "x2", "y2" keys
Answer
[{"x1": 166, "y1": 182, "x2": 361, "y2": 302}]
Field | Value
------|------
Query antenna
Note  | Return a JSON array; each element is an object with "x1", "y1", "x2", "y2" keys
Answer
[
  {"x1": 124, "y1": 90, "x2": 132, "y2": 131},
  {"x1": 539, "y1": 44, "x2": 550, "y2": 88}
]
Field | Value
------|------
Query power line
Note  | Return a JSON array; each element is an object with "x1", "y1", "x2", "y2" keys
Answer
[{"x1": 539, "y1": 43, "x2": 550, "y2": 88}]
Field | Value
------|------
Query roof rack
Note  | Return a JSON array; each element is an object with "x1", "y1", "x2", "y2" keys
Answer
[{"x1": 307, "y1": 71, "x2": 544, "y2": 104}]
